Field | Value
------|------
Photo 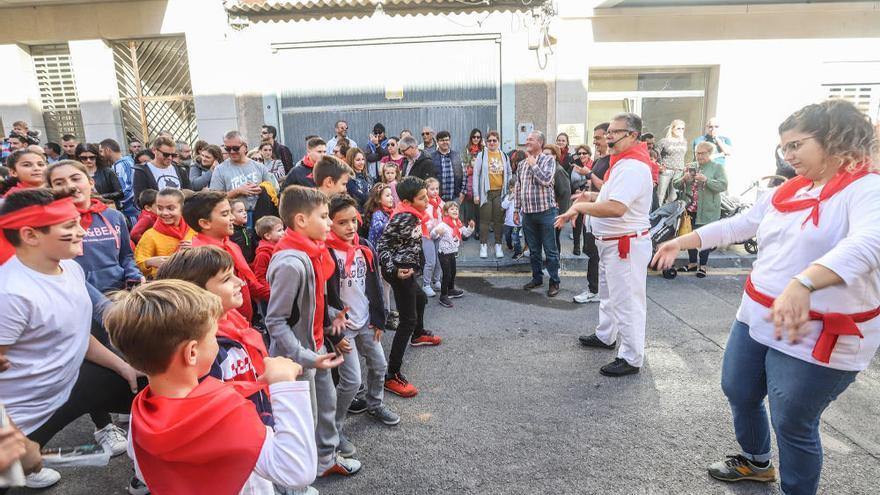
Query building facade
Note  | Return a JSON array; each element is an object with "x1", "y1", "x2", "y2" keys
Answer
[{"x1": 1, "y1": 0, "x2": 878, "y2": 192}]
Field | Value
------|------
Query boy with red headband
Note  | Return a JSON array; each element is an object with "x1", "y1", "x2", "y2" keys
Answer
[
  {"x1": 134, "y1": 188, "x2": 194, "y2": 277},
  {"x1": 325, "y1": 194, "x2": 400, "y2": 458},
  {"x1": 104, "y1": 279, "x2": 317, "y2": 494},
  {"x1": 184, "y1": 190, "x2": 269, "y2": 322},
  {"x1": 265, "y1": 185, "x2": 360, "y2": 479},
  {"x1": 377, "y1": 176, "x2": 441, "y2": 398},
  {"x1": 0, "y1": 189, "x2": 142, "y2": 489}
]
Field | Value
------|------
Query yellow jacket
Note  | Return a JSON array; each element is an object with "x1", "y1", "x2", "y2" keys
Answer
[{"x1": 135, "y1": 227, "x2": 196, "y2": 277}]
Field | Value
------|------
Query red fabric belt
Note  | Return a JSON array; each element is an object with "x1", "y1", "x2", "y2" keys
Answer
[
  {"x1": 597, "y1": 230, "x2": 649, "y2": 259},
  {"x1": 744, "y1": 276, "x2": 880, "y2": 363}
]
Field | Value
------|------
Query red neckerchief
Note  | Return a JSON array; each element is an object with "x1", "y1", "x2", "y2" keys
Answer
[
  {"x1": 325, "y1": 231, "x2": 374, "y2": 276},
  {"x1": 193, "y1": 233, "x2": 253, "y2": 282},
  {"x1": 217, "y1": 309, "x2": 268, "y2": 377},
  {"x1": 443, "y1": 216, "x2": 463, "y2": 240},
  {"x1": 605, "y1": 142, "x2": 652, "y2": 182},
  {"x1": 274, "y1": 229, "x2": 334, "y2": 349},
  {"x1": 2, "y1": 180, "x2": 38, "y2": 198},
  {"x1": 581, "y1": 157, "x2": 593, "y2": 171},
  {"x1": 303, "y1": 155, "x2": 315, "y2": 168},
  {"x1": 560, "y1": 146, "x2": 570, "y2": 160},
  {"x1": 380, "y1": 205, "x2": 394, "y2": 217},
  {"x1": 468, "y1": 143, "x2": 482, "y2": 155},
  {"x1": 77, "y1": 199, "x2": 120, "y2": 249},
  {"x1": 0, "y1": 197, "x2": 79, "y2": 265},
  {"x1": 772, "y1": 163, "x2": 873, "y2": 227},
  {"x1": 427, "y1": 196, "x2": 442, "y2": 220},
  {"x1": 391, "y1": 202, "x2": 429, "y2": 236},
  {"x1": 131, "y1": 377, "x2": 267, "y2": 495},
  {"x1": 152, "y1": 217, "x2": 190, "y2": 241}
]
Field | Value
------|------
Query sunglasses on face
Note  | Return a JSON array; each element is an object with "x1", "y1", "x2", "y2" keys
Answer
[
  {"x1": 472, "y1": 136, "x2": 482, "y2": 140},
  {"x1": 78, "y1": 155, "x2": 96, "y2": 161},
  {"x1": 157, "y1": 150, "x2": 179, "y2": 158},
  {"x1": 421, "y1": 132, "x2": 431, "y2": 136},
  {"x1": 577, "y1": 152, "x2": 589, "y2": 156},
  {"x1": 224, "y1": 145, "x2": 243, "y2": 152}
]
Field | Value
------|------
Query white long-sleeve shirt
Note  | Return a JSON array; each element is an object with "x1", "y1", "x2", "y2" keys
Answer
[
  {"x1": 696, "y1": 174, "x2": 880, "y2": 371},
  {"x1": 431, "y1": 221, "x2": 475, "y2": 254},
  {"x1": 130, "y1": 381, "x2": 317, "y2": 494}
]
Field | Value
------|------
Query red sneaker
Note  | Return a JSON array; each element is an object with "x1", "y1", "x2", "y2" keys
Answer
[
  {"x1": 384, "y1": 373, "x2": 419, "y2": 397},
  {"x1": 410, "y1": 331, "x2": 441, "y2": 347}
]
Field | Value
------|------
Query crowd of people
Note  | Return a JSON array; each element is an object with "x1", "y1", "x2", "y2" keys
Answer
[{"x1": 0, "y1": 98, "x2": 876, "y2": 495}]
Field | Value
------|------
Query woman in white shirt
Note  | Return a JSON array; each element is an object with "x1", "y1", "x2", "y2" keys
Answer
[{"x1": 652, "y1": 100, "x2": 879, "y2": 495}]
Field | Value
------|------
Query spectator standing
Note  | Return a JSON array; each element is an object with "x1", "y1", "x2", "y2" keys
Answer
[
  {"x1": 473, "y1": 130, "x2": 510, "y2": 259},
  {"x1": 399, "y1": 136, "x2": 436, "y2": 180},
  {"x1": 673, "y1": 141, "x2": 728, "y2": 277},
  {"x1": 283, "y1": 137, "x2": 326, "y2": 189},
  {"x1": 570, "y1": 143, "x2": 605, "y2": 305},
  {"x1": 364, "y1": 123, "x2": 390, "y2": 179},
  {"x1": 43, "y1": 142, "x2": 62, "y2": 163},
  {"x1": 461, "y1": 128, "x2": 484, "y2": 171},
  {"x1": 176, "y1": 141, "x2": 193, "y2": 169},
  {"x1": 258, "y1": 142, "x2": 286, "y2": 182},
  {"x1": 656, "y1": 119, "x2": 688, "y2": 205},
  {"x1": 60, "y1": 134, "x2": 78, "y2": 160},
  {"x1": 210, "y1": 131, "x2": 278, "y2": 227},
  {"x1": 430, "y1": 131, "x2": 463, "y2": 202},
  {"x1": 543, "y1": 144, "x2": 572, "y2": 254},
  {"x1": 692, "y1": 117, "x2": 733, "y2": 166},
  {"x1": 418, "y1": 127, "x2": 437, "y2": 155},
  {"x1": 75, "y1": 143, "x2": 123, "y2": 209},
  {"x1": 326, "y1": 120, "x2": 357, "y2": 153},
  {"x1": 127, "y1": 139, "x2": 142, "y2": 159},
  {"x1": 380, "y1": 137, "x2": 405, "y2": 170},
  {"x1": 346, "y1": 147, "x2": 374, "y2": 211},
  {"x1": 555, "y1": 132, "x2": 576, "y2": 173},
  {"x1": 261, "y1": 124, "x2": 294, "y2": 174},
  {"x1": 132, "y1": 137, "x2": 191, "y2": 201},
  {"x1": 513, "y1": 131, "x2": 560, "y2": 298},
  {"x1": 190, "y1": 144, "x2": 222, "y2": 191},
  {"x1": 100, "y1": 138, "x2": 138, "y2": 225}
]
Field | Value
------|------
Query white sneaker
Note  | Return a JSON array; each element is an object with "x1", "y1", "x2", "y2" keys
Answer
[
  {"x1": 422, "y1": 285, "x2": 436, "y2": 297},
  {"x1": 573, "y1": 290, "x2": 600, "y2": 304},
  {"x1": 95, "y1": 423, "x2": 128, "y2": 456},
  {"x1": 495, "y1": 244, "x2": 504, "y2": 258},
  {"x1": 286, "y1": 487, "x2": 319, "y2": 495},
  {"x1": 432, "y1": 281, "x2": 441, "y2": 291},
  {"x1": 479, "y1": 244, "x2": 488, "y2": 258},
  {"x1": 26, "y1": 468, "x2": 61, "y2": 488}
]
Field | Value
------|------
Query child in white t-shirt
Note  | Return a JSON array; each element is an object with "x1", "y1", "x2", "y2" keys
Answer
[{"x1": 431, "y1": 202, "x2": 475, "y2": 308}]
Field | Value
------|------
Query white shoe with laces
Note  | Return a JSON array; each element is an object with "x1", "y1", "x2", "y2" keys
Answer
[
  {"x1": 573, "y1": 290, "x2": 600, "y2": 304},
  {"x1": 26, "y1": 468, "x2": 61, "y2": 488},
  {"x1": 95, "y1": 423, "x2": 128, "y2": 456},
  {"x1": 479, "y1": 244, "x2": 488, "y2": 258},
  {"x1": 422, "y1": 285, "x2": 436, "y2": 297},
  {"x1": 495, "y1": 244, "x2": 504, "y2": 258}
]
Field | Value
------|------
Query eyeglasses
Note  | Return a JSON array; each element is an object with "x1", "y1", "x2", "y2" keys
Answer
[
  {"x1": 387, "y1": 142, "x2": 397, "y2": 146},
  {"x1": 486, "y1": 138, "x2": 498, "y2": 143},
  {"x1": 780, "y1": 136, "x2": 814, "y2": 155},
  {"x1": 606, "y1": 129, "x2": 634, "y2": 136},
  {"x1": 421, "y1": 132, "x2": 431, "y2": 136},
  {"x1": 78, "y1": 155, "x2": 96, "y2": 161},
  {"x1": 223, "y1": 145, "x2": 243, "y2": 152},
  {"x1": 576, "y1": 151, "x2": 589, "y2": 156},
  {"x1": 157, "y1": 150, "x2": 179, "y2": 159}
]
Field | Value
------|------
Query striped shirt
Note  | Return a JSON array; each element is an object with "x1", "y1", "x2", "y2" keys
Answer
[{"x1": 512, "y1": 153, "x2": 556, "y2": 214}]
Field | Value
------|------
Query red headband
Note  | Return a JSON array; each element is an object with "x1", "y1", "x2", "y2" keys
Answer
[{"x1": 0, "y1": 197, "x2": 80, "y2": 264}]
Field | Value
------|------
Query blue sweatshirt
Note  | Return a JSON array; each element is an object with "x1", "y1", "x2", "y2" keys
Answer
[{"x1": 75, "y1": 208, "x2": 141, "y2": 293}]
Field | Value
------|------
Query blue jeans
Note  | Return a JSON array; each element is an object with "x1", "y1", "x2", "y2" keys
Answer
[
  {"x1": 522, "y1": 208, "x2": 559, "y2": 285},
  {"x1": 721, "y1": 320, "x2": 858, "y2": 495},
  {"x1": 503, "y1": 225, "x2": 521, "y2": 254}
]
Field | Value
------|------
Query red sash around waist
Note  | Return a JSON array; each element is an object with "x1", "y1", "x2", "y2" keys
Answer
[
  {"x1": 596, "y1": 230, "x2": 649, "y2": 259},
  {"x1": 744, "y1": 276, "x2": 880, "y2": 363}
]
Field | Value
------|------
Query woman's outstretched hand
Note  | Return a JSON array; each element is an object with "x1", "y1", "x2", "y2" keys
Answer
[{"x1": 651, "y1": 239, "x2": 681, "y2": 271}]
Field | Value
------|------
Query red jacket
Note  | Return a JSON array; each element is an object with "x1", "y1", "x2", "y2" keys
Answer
[{"x1": 251, "y1": 240, "x2": 275, "y2": 287}]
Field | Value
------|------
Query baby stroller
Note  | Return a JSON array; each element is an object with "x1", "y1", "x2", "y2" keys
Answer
[
  {"x1": 649, "y1": 200, "x2": 687, "y2": 279},
  {"x1": 719, "y1": 175, "x2": 787, "y2": 255}
]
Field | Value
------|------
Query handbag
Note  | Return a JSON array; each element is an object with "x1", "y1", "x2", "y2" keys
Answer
[{"x1": 677, "y1": 211, "x2": 693, "y2": 236}]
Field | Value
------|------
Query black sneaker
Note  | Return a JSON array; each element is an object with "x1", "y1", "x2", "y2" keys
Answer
[
  {"x1": 512, "y1": 251, "x2": 523, "y2": 260},
  {"x1": 578, "y1": 334, "x2": 616, "y2": 349},
  {"x1": 573, "y1": 246, "x2": 581, "y2": 256},
  {"x1": 347, "y1": 397, "x2": 368, "y2": 414},
  {"x1": 439, "y1": 296, "x2": 453, "y2": 308},
  {"x1": 600, "y1": 358, "x2": 640, "y2": 377},
  {"x1": 523, "y1": 280, "x2": 543, "y2": 290},
  {"x1": 447, "y1": 288, "x2": 464, "y2": 298}
]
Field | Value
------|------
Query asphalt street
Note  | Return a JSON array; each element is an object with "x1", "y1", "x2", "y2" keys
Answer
[{"x1": 13, "y1": 271, "x2": 880, "y2": 495}]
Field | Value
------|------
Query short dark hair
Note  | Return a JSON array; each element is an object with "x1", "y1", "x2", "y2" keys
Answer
[
  {"x1": 396, "y1": 176, "x2": 426, "y2": 203},
  {"x1": 307, "y1": 137, "x2": 326, "y2": 150},
  {"x1": 594, "y1": 122, "x2": 610, "y2": 133},
  {"x1": 182, "y1": 190, "x2": 228, "y2": 233},
  {"x1": 135, "y1": 150, "x2": 155, "y2": 162},
  {"x1": 138, "y1": 188, "x2": 158, "y2": 208},
  {"x1": 436, "y1": 130, "x2": 451, "y2": 141},
  {"x1": 61, "y1": 134, "x2": 77, "y2": 142},
  {"x1": 640, "y1": 133, "x2": 655, "y2": 141},
  {"x1": 262, "y1": 125, "x2": 278, "y2": 138},
  {"x1": 44, "y1": 142, "x2": 61, "y2": 155},
  {"x1": 373, "y1": 123, "x2": 385, "y2": 134},
  {"x1": 314, "y1": 157, "x2": 350, "y2": 187},
  {"x1": 279, "y1": 185, "x2": 328, "y2": 226},
  {"x1": 304, "y1": 135, "x2": 319, "y2": 143},
  {"x1": 328, "y1": 193, "x2": 358, "y2": 219},
  {"x1": 155, "y1": 245, "x2": 234, "y2": 288},
  {"x1": 152, "y1": 136, "x2": 175, "y2": 149},
  {"x1": 0, "y1": 188, "x2": 74, "y2": 246},
  {"x1": 99, "y1": 138, "x2": 121, "y2": 153},
  {"x1": 129, "y1": 138, "x2": 142, "y2": 145}
]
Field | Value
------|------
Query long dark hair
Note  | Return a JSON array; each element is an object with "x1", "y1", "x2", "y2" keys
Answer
[
  {"x1": 75, "y1": 142, "x2": 109, "y2": 169},
  {"x1": 468, "y1": 128, "x2": 484, "y2": 153}
]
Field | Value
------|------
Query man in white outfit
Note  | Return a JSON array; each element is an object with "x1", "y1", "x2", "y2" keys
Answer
[{"x1": 555, "y1": 112, "x2": 654, "y2": 376}]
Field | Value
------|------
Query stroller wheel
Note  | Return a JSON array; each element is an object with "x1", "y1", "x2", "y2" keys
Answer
[
  {"x1": 662, "y1": 268, "x2": 678, "y2": 280},
  {"x1": 744, "y1": 239, "x2": 758, "y2": 255}
]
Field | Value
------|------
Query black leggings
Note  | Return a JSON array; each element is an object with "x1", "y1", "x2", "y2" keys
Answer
[
  {"x1": 385, "y1": 274, "x2": 427, "y2": 377},
  {"x1": 438, "y1": 253, "x2": 457, "y2": 296},
  {"x1": 28, "y1": 361, "x2": 144, "y2": 447}
]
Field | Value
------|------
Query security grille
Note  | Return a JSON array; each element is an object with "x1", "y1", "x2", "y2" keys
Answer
[
  {"x1": 826, "y1": 84, "x2": 879, "y2": 119},
  {"x1": 112, "y1": 37, "x2": 197, "y2": 145},
  {"x1": 31, "y1": 44, "x2": 85, "y2": 143}
]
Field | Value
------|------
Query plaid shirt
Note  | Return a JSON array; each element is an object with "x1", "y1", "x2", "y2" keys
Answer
[
  {"x1": 512, "y1": 153, "x2": 556, "y2": 214},
  {"x1": 438, "y1": 151, "x2": 455, "y2": 201}
]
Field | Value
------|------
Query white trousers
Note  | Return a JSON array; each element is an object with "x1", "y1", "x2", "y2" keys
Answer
[{"x1": 594, "y1": 236, "x2": 651, "y2": 367}]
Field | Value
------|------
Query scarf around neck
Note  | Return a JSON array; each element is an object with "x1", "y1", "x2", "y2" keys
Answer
[
  {"x1": 772, "y1": 163, "x2": 873, "y2": 227},
  {"x1": 152, "y1": 217, "x2": 190, "y2": 241},
  {"x1": 77, "y1": 198, "x2": 120, "y2": 249},
  {"x1": 443, "y1": 216, "x2": 463, "y2": 240},
  {"x1": 325, "y1": 231, "x2": 374, "y2": 276},
  {"x1": 217, "y1": 309, "x2": 268, "y2": 376},
  {"x1": 391, "y1": 202, "x2": 429, "y2": 236},
  {"x1": 605, "y1": 142, "x2": 653, "y2": 182}
]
